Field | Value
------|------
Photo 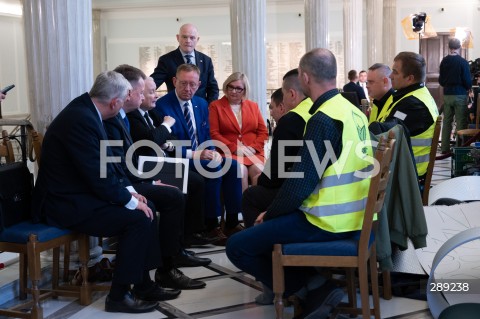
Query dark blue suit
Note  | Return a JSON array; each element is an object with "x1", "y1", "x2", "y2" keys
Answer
[
  {"x1": 104, "y1": 114, "x2": 185, "y2": 258},
  {"x1": 32, "y1": 93, "x2": 160, "y2": 285},
  {"x1": 150, "y1": 48, "x2": 219, "y2": 103},
  {"x1": 154, "y1": 91, "x2": 242, "y2": 221},
  {"x1": 342, "y1": 81, "x2": 366, "y2": 106}
]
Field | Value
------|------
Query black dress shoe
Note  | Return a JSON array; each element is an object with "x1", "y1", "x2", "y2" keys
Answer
[
  {"x1": 184, "y1": 249, "x2": 196, "y2": 256},
  {"x1": 173, "y1": 250, "x2": 212, "y2": 268},
  {"x1": 105, "y1": 292, "x2": 158, "y2": 313},
  {"x1": 132, "y1": 283, "x2": 181, "y2": 301},
  {"x1": 184, "y1": 233, "x2": 217, "y2": 247},
  {"x1": 155, "y1": 268, "x2": 206, "y2": 289}
]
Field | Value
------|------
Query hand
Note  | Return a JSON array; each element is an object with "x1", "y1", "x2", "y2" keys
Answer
[
  {"x1": 163, "y1": 116, "x2": 175, "y2": 127},
  {"x1": 136, "y1": 201, "x2": 154, "y2": 220},
  {"x1": 254, "y1": 212, "x2": 266, "y2": 226},
  {"x1": 470, "y1": 113, "x2": 475, "y2": 121},
  {"x1": 154, "y1": 179, "x2": 178, "y2": 189},
  {"x1": 236, "y1": 145, "x2": 255, "y2": 157},
  {"x1": 0, "y1": 93, "x2": 5, "y2": 100},
  {"x1": 131, "y1": 193, "x2": 147, "y2": 204},
  {"x1": 195, "y1": 149, "x2": 221, "y2": 162}
]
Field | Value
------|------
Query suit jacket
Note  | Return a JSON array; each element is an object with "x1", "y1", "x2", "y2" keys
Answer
[
  {"x1": 103, "y1": 113, "x2": 145, "y2": 184},
  {"x1": 31, "y1": 93, "x2": 132, "y2": 227},
  {"x1": 257, "y1": 111, "x2": 306, "y2": 188},
  {"x1": 155, "y1": 91, "x2": 213, "y2": 157},
  {"x1": 150, "y1": 48, "x2": 219, "y2": 103},
  {"x1": 127, "y1": 109, "x2": 175, "y2": 157},
  {"x1": 209, "y1": 96, "x2": 268, "y2": 166},
  {"x1": 343, "y1": 81, "x2": 366, "y2": 105}
]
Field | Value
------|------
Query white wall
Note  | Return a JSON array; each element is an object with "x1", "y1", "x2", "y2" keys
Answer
[{"x1": 0, "y1": 13, "x2": 29, "y2": 117}]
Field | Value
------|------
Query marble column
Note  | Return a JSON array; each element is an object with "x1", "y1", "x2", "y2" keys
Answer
[
  {"x1": 383, "y1": 0, "x2": 397, "y2": 65},
  {"x1": 343, "y1": 0, "x2": 363, "y2": 80},
  {"x1": 230, "y1": 0, "x2": 267, "y2": 118},
  {"x1": 92, "y1": 9, "x2": 102, "y2": 77},
  {"x1": 366, "y1": 0, "x2": 383, "y2": 67},
  {"x1": 22, "y1": 0, "x2": 99, "y2": 260},
  {"x1": 22, "y1": 0, "x2": 93, "y2": 133},
  {"x1": 304, "y1": 0, "x2": 329, "y2": 51}
]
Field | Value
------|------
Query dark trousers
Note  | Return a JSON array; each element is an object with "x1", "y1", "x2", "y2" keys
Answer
[
  {"x1": 242, "y1": 185, "x2": 280, "y2": 228},
  {"x1": 184, "y1": 170, "x2": 206, "y2": 234},
  {"x1": 190, "y1": 157, "x2": 242, "y2": 220},
  {"x1": 134, "y1": 182, "x2": 184, "y2": 257},
  {"x1": 69, "y1": 201, "x2": 160, "y2": 285}
]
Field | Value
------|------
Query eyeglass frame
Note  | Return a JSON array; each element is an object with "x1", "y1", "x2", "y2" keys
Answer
[{"x1": 226, "y1": 85, "x2": 245, "y2": 93}]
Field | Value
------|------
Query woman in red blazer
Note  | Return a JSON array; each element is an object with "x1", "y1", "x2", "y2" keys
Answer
[{"x1": 209, "y1": 72, "x2": 269, "y2": 192}]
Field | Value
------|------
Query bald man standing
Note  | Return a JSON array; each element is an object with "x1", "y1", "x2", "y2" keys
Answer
[{"x1": 150, "y1": 23, "x2": 219, "y2": 103}]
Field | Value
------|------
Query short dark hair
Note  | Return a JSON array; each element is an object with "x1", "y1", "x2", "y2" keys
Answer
[
  {"x1": 368, "y1": 63, "x2": 392, "y2": 77},
  {"x1": 347, "y1": 69, "x2": 358, "y2": 81},
  {"x1": 113, "y1": 64, "x2": 146, "y2": 84},
  {"x1": 282, "y1": 69, "x2": 302, "y2": 93},
  {"x1": 393, "y1": 51, "x2": 426, "y2": 83},
  {"x1": 270, "y1": 88, "x2": 283, "y2": 106},
  {"x1": 448, "y1": 38, "x2": 461, "y2": 50}
]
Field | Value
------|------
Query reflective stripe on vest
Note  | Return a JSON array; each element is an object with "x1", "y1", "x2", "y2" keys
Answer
[
  {"x1": 299, "y1": 94, "x2": 373, "y2": 233},
  {"x1": 289, "y1": 97, "x2": 313, "y2": 124}
]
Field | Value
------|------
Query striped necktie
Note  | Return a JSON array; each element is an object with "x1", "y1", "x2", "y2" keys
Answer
[
  {"x1": 183, "y1": 102, "x2": 197, "y2": 150},
  {"x1": 185, "y1": 54, "x2": 193, "y2": 64}
]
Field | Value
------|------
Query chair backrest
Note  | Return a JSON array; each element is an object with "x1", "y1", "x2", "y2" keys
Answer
[
  {"x1": 358, "y1": 130, "x2": 396, "y2": 258},
  {"x1": 28, "y1": 129, "x2": 44, "y2": 166},
  {"x1": 422, "y1": 116, "x2": 442, "y2": 205},
  {"x1": 0, "y1": 130, "x2": 14, "y2": 164},
  {"x1": 476, "y1": 92, "x2": 480, "y2": 129}
]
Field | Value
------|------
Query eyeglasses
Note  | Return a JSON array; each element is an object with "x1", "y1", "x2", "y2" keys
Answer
[
  {"x1": 226, "y1": 85, "x2": 245, "y2": 93},
  {"x1": 178, "y1": 81, "x2": 198, "y2": 89}
]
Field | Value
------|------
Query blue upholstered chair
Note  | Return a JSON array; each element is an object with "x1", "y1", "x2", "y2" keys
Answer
[
  {"x1": 0, "y1": 162, "x2": 92, "y2": 319},
  {"x1": 272, "y1": 131, "x2": 396, "y2": 319}
]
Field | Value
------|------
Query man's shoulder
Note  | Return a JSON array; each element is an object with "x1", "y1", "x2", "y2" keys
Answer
[
  {"x1": 126, "y1": 109, "x2": 142, "y2": 119},
  {"x1": 157, "y1": 91, "x2": 177, "y2": 105},
  {"x1": 194, "y1": 49, "x2": 211, "y2": 60},
  {"x1": 191, "y1": 95, "x2": 209, "y2": 108},
  {"x1": 160, "y1": 48, "x2": 181, "y2": 60}
]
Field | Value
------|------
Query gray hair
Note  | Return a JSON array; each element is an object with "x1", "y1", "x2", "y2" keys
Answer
[
  {"x1": 299, "y1": 48, "x2": 337, "y2": 83},
  {"x1": 89, "y1": 71, "x2": 132, "y2": 103},
  {"x1": 368, "y1": 63, "x2": 392, "y2": 78}
]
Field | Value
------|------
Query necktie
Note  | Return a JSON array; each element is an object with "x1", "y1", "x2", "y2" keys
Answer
[
  {"x1": 185, "y1": 54, "x2": 193, "y2": 64},
  {"x1": 144, "y1": 112, "x2": 155, "y2": 129},
  {"x1": 123, "y1": 116, "x2": 130, "y2": 133},
  {"x1": 183, "y1": 102, "x2": 197, "y2": 150}
]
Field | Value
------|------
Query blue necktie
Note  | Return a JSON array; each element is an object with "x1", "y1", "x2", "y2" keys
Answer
[
  {"x1": 185, "y1": 54, "x2": 193, "y2": 64},
  {"x1": 123, "y1": 116, "x2": 130, "y2": 133},
  {"x1": 183, "y1": 102, "x2": 197, "y2": 150}
]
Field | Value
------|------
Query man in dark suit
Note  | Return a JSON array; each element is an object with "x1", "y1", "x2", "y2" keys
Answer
[
  {"x1": 150, "y1": 23, "x2": 219, "y2": 103},
  {"x1": 343, "y1": 69, "x2": 366, "y2": 107},
  {"x1": 242, "y1": 69, "x2": 312, "y2": 229},
  {"x1": 155, "y1": 64, "x2": 243, "y2": 245},
  {"x1": 104, "y1": 65, "x2": 209, "y2": 290},
  {"x1": 31, "y1": 71, "x2": 169, "y2": 314},
  {"x1": 127, "y1": 76, "x2": 214, "y2": 248}
]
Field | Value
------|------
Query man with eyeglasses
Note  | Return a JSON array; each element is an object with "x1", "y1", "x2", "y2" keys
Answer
[
  {"x1": 155, "y1": 63, "x2": 243, "y2": 246},
  {"x1": 150, "y1": 23, "x2": 219, "y2": 104}
]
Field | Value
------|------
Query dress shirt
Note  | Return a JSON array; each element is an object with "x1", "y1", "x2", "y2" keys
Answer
[{"x1": 180, "y1": 49, "x2": 196, "y2": 65}]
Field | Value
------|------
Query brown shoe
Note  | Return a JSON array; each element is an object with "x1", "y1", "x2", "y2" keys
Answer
[
  {"x1": 223, "y1": 224, "x2": 245, "y2": 237},
  {"x1": 207, "y1": 227, "x2": 228, "y2": 246}
]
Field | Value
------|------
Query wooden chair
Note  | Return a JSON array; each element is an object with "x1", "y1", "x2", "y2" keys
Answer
[
  {"x1": 1, "y1": 130, "x2": 15, "y2": 164},
  {"x1": 421, "y1": 116, "x2": 442, "y2": 205},
  {"x1": 272, "y1": 131, "x2": 396, "y2": 319},
  {"x1": 28, "y1": 129, "x2": 44, "y2": 166},
  {"x1": 0, "y1": 164, "x2": 93, "y2": 319},
  {"x1": 456, "y1": 92, "x2": 480, "y2": 146}
]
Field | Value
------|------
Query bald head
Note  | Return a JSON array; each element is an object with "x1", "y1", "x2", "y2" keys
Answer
[{"x1": 177, "y1": 23, "x2": 199, "y2": 54}]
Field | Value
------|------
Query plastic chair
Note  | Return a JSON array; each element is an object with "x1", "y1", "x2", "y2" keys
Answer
[{"x1": 272, "y1": 131, "x2": 396, "y2": 319}]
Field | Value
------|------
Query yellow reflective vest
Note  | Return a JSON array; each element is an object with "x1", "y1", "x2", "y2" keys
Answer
[
  {"x1": 289, "y1": 97, "x2": 313, "y2": 124},
  {"x1": 376, "y1": 87, "x2": 438, "y2": 176},
  {"x1": 299, "y1": 94, "x2": 374, "y2": 233},
  {"x1": 369, "y1": 94, "x2": 394, "y2": 124}
]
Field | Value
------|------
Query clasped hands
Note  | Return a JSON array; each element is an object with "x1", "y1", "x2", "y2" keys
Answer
[
  {"x1": 193, "y1": 149, "x2": 222, "y2": 162},
  {"x1": 235, "y1": 145, "x2": 256, "y2": 157}
]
